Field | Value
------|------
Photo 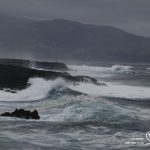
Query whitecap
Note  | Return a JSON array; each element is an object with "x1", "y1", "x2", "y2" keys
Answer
[
  {"x1": 67, "y1": 64, "x2": 133, "y2": 77},
  {"x1": 0, "y1": 78, "x2": 66, "y2": 102},
  {"x1": 68, "y1": 82, "x2": 150, "y2": 99}
]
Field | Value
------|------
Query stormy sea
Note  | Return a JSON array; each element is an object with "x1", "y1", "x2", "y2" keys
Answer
[{"x1": 0, "y1": 61, "x2": 150, "y2": 150}]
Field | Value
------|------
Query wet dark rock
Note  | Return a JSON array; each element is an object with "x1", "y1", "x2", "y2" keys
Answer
[
  {"x1": 1, "y1": 112, "x2": 12, "y2": 117},
  {"x1": 1, "y1": 109, "x2": 40, "y2": 120},
  {"x1": 34, "y1": 61, "x2": 68, "y2": 71},
  {"x1": 0, "y1": 58, "x2": 69, "y2": 71},
  {"x1": 0, "y1": 64, "x2": 105, "y2": 90},
  {"x1": 0, "y1": 64, "x2": 70, "y2": 90},
  {"x1": 31, "y1": 110, "x2": 40, "y2": 120},
  {"x1": 0, "y1": 88, "x2": 17, "y2": 93}
]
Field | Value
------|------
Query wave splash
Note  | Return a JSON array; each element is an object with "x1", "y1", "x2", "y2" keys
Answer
[
  {"x1": 0, "y1": 76, "x2": 150, "y2": 102},
  {"x1": 68, "y1": 82, "x2": 150, "y2": 99},
  {"x1": 0, "y1": 78, "x2": 66, "y2": 102},
  {"x1": 68, "y1": 64, "x2": 133, "y2": 77},
  {"x1": 110, "y1": 65, "x2": 133, "y2": 73}
]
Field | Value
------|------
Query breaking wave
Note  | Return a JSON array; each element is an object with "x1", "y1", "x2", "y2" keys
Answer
[
  {"x1": 111, "y1": 65, "x2": 133, "y2": 73},
  {"x1": 0, "y1": 78, "x2": 66, "y2": 102},
  {"x1": 68, "y1": 82, "x2": 150, "y2": 99},
  {"x1": 0, "y1": 76, "x2": 149, "y2": 102},
  {"x1": 0, "y1": 64, "x2": 150, "y2": 150},
  {"x1": 68, "y1": 64, "x2": 133, "y2": 77}
]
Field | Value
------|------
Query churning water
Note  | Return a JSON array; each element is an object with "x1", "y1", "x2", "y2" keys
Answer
[{"x1": 0, "y1": 63, "x2": 150, "y2": 149}]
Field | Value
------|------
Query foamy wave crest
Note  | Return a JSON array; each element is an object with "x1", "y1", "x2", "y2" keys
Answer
[
  {"x1": 68, "y1": 64, "x2": 133, "y2": 77},
  {"x1": 110, "y1": 65, "x2": 133, "y2": 73},
  {"x1": 0, "y1": 78, "x2": 66, "y2": 102},
  {"x1": 0, "y1": 76, "x2": 149, "y2": 102},
  {"x1": 68, "y1": 82, "x2": 150, "y2": 99}
]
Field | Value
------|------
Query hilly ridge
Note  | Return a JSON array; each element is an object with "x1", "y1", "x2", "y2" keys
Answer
[{"x1": 1, "y1": 14, "x2": 150, "y2": 62}]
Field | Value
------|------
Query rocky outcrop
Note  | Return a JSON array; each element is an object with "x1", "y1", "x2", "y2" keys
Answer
[
  {"x1": 1, "y1": 109, "x2": 40, "y2": 120},
  {"x1": 34, "y1": 61, "x2": 68, "y2": 71},
  {"x1": 0, "y1": 64, "x2": 104, "y2": 90},
  {"x1": 74, "y1": 76, "x2": 106, "y2": 86},
  {"x1": 0, "y1": 64, "x2": 69, "y2": 89},
  {"x1": 0, "y1": 58, "x2": 69, "y2": 71},
  {"x1": 0, "y1": 88, "x2": 17, "y2": 93}
]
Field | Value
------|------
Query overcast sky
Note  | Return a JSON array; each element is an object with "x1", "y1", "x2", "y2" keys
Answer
[{"x1": 0, "y1": 0, "x2": 150, "y2": 36}]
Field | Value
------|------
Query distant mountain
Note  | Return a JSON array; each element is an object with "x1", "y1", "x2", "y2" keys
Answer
[
  {"x1": 0, "y1": 14, "x2": 35, "y2": 43},
  {"x1": 1, "y1": 14, "x2": 150, "y2": 62}
]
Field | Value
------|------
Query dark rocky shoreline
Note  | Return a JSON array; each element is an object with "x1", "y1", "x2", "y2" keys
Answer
[
  {"x1": 0, "y1": 58, "x2": 69, "y2": 71},
  {"x1": 0, "y1": 60, "x2": 106, "y2": 120},
  {"x1": 0, "y1": 61, "x2": 105, "y2": 90},
  {"x1": 0, "y1": 63, "x2": 70, "y2": 90}
]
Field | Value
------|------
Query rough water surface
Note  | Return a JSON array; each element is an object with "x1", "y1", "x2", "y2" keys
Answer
[{"x1": 0, "y1": 63, "x2": 150, "y2": 149}]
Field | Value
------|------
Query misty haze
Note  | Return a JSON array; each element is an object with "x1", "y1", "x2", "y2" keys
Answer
[{"x1": 0, "y1": 0, "x2": 150, "y2": 150}]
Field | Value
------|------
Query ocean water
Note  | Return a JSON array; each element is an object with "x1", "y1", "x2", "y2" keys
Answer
[{"x1": 0, "y1": 63, "x2": 150, "y2": 149}]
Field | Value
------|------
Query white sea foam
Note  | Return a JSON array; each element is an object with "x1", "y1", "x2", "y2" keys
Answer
[
  {"x1": 68, "y1": 64, "x2": 133, "y2": 77},
  {"x1": 110, "y1": 65, "x2": 133, "y2": 73},
  {"x1": 0, "y1": 63, "x2": 149, "y2": 102},
  {"x1": 0, "y1": 77, "x2": 149, "y2": 102},
  {"x1": 0, "y1": 78, "x2": 65, "y2": 102},
  {"x1": 68, "y1": 82, "x2": 150, "y2": 99}
]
